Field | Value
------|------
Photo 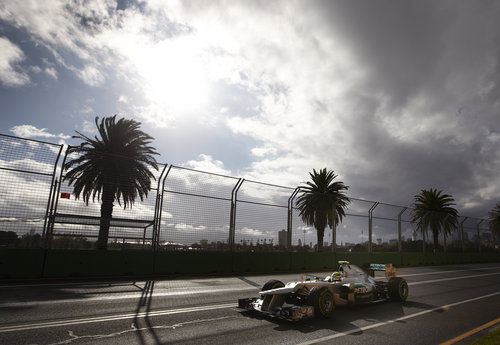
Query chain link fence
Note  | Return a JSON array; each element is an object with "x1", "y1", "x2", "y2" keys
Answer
[
  {"x1": 0, "y1": 134, "x2": 63, "y2": 248},
  {"x1": 0, "y1": 133, "x2": 497, "y2": 252}
]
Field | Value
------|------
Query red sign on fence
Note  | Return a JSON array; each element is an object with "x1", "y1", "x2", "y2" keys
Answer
[{"x1": 61, "y1": 192, "x2": 71, "y2": 199}]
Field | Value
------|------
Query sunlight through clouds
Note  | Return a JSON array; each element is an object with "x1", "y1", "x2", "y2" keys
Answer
[{"x1": 0, "y1": 0, "x2": 499, "y2": 218}]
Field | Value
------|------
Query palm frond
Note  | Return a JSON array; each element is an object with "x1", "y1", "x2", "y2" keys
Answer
[
  {"x1": 63, "y1": 115, "x2": 159, "y2": 208},
  {"x1": 410, "y1": 188, "x2": 459, "y2": 248},
  {"x1": 296, "y1": 168, "x2": 350, "y2": 251}
]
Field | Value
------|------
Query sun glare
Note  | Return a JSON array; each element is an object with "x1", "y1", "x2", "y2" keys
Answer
[{"x1": 139, "y1": 38, "x2": 210, "y2": 115}]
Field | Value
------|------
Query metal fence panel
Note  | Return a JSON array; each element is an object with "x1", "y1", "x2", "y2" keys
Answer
[
  {"x1": 234, "y1": 180, "x2": 292, "y2": 251},
  {"x1": 0, "y1": 133, "x2": 496, "y2": 253},
  {"x1": 0, "y1": 134, "x2": 62, "y2": 247},
  {"x1": 49, "y1": 149, "x2": 163, "y2": 249},
  {"x1": 290, "y1": 210, "x2": 317, "y2": 250},
  {"x1": 159, "y1": 166, "x2": 238, "y2": 250}
]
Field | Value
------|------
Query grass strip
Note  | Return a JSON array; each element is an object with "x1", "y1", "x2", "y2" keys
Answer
[{"x1": 468, "y1": 327, "x2": 500, "y2": 345}]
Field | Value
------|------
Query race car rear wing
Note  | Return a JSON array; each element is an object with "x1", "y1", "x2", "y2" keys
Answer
[{"x1": 365, "y1": 263, "x2": 397, "y2": 279}]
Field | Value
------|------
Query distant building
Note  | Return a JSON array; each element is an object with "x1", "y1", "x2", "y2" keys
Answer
[
  {"x1": 298, "y1": 238, "x2": 302, "y2": 246},
  {"x1": 389, "y1": 239, "x2": 397, "y2": 245},
  {"x1": 278, "y1": 229, "x2": 287, "y2": 246},
  {"x1": 377, "y1": 238, "x2": 382, "y2": 245}
]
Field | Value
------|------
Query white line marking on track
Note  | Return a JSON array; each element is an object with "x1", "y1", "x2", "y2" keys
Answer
[
  {"x1": 2, "y1": 272, "x2": 500, "y2": 334},
  {"x1": 408, "y1": 272, "x2": 500, "y2": 285},
  {"x1": 1, "y1": 266, "x2": 498, "y2": 289},
  {"x1": 399, "y1": 266, "x2": 500, "y2": 277},
  {"x1": 0, "y1": 303, "x2": 236, "y2": 333},
  {"x1": 0, "y1": 286, "x2": 258, "y2": 308},
  {"x1": 1, "y1": 271, "x2": 499, "y2": 308},
  {"x1": 296, "y1": 290, "x2": 500, "y2": 345}
]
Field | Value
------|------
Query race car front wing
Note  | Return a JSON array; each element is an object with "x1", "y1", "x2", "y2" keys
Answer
[{"x1": 238, "y1": 297, "x2": 314, "y2": 321}]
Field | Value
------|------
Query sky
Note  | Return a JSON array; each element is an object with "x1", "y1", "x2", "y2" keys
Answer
[{"x1": 1, "y1": 0, "x2": 499, "y2": 224}]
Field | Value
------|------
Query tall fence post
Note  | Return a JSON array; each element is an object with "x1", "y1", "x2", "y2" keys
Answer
[
  {"x1": 287, "y1": 187, "x2": 300, "y2": 250},
  {"x1": 460, "y1": 217, "x2": 468, "y2": 252},
  {"x1": 443, "y1": 214, "x2": 450, "y2": 253},
  {"x1": 397, "y1": 207, "x2": 407, "y2": 253},
  {"x1": 42, "y1": 144, "x2": 63, "y2": 239},
  {"x1": 152, "y1": 164, "x2": 168, "y2": 250},
  {"x1": 44, "y1": 179, "x2": 59, "y2": 249},
  {"x1": 45, "y1": 146, "x2": 69, "y2": 248},
  {"x1": 368, "y1": 202, "x2": 379, "y2": 253},
  {"x1": 153, "y1": 165, "x2": 172, "y2": 250},
  {"x1": 229, "y1": 178, "x2": 244, "y2": 251},
  {"x1": 477, "y1": 219, "x2": 484, "y2": 253}
]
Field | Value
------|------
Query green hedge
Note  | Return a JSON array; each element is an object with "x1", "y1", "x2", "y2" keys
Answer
[
  {"x1": 43, "y1": 249, "x2": 155, "y2": 277},
  {"x1": 0, "y1": 248, "x2": 44, "y2": 278},
  {"x1": 154, "y1": 251, "x2": 233, "y2": 275},
  {"x1": 0, "y1": 248, "x2": 499, "y2": 279}
]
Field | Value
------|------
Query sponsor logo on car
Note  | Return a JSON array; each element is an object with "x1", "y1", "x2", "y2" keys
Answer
[{"x1": 355, "y1": 286, "x2": 370, "y2": 294}]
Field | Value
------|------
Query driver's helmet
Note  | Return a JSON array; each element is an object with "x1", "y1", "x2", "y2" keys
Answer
[{"x1": 325, "y1": 271, "x2": 342, "y2": 282}]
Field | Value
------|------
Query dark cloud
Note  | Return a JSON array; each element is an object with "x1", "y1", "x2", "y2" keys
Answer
[{"x1": 312, "y1": 0, "x2": 500, "y2": 217}]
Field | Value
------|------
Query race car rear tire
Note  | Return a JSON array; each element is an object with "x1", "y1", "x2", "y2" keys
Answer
[
  {"x1": 261, "y1": 279, "x2": 285, "y2": 291},
  {"x1": 388, "y1": 277, "x2": 408, "y2": 301},
  {"x1": 307, "y1": 286, "x2": 335, "y2": 319}
]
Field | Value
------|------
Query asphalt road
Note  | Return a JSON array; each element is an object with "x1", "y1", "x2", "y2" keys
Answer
[{"x1": 0, "y1": 262, "x2": 499, "y2": 345}]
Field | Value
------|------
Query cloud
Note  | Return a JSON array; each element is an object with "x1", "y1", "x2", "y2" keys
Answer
[
  {"x1": 10, "y1": 125, "x2": 70, "y2": 140},
  {"x1": 80, "y1": 120, "x2": 97, "y2": 135},
  {"x1": 166, "y1": 1, "x2": 499, "y2": 218},
  {"x1": 174, "y1": 223, "x2": 207, "y2": 232},
  {"x1": 1, "y1": 0, "x2": 498, "y2": 220},
  {"x1": 239, "y1": 227, "x2": 263, "y2": 237},
  {"x1": 184, "y1": 154, "x2": 231, "y2": 176},
  {"x1": 0, "y1": 37, "x2": 30, "y2": 86},
  {"x1": 77, "y1": 65, "x2": 105, "y2": 86},
  {"x1": 251, "y1": 146, "x2": 277, "y2": 157},
  {"x1": 44, "y1": 67, "x2": 57, "y2": 79}
]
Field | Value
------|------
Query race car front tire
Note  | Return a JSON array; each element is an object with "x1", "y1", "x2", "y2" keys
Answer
[
  {"x1": 388, "y1": 277, "x2": 408, "y2": 301},
  {"x1": 261, "y1": 280, "x2": 285, "y2": 312},
  {"x1": 262, "y1": 279, "x2": 285, "y2": 291},
  {"x1": 307, "y1": 286, "x2": 335, "y2": 319}
]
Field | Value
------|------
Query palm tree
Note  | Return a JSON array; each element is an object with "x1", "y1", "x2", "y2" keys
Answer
[
  {"x1": 63, "y1": 115, "x2": 158, "y2": 250},
  {"x1": 488, "y1": 203, "x2": 500, "y2": 237},
  {"x1": 296, "y1": 168, "x2": 350, "y2": 252},
  {"x1": 411, "y1": 189, "x2": 458, "y2": 252}
]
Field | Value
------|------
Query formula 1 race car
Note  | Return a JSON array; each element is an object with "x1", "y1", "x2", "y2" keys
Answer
[{"x1": 238, "y1": 261, "x2": 408, "y2": 321}]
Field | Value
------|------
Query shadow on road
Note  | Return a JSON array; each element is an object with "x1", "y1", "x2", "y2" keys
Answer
[
  {"x1": 238, "y1": 299, "x2": 441, "y2": 336},
  {"x1": 134, "y1": 280, "x2": 161, "y2": 345},
  {"x1": 237, "y1": 276, "x2": 262, "y2": 288},
  {"x1": 0, "y1": 280, "x2": 151, "y2": 308}
]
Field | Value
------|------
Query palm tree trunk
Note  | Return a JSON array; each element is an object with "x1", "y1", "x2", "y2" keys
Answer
[
  {"x1": 433, "y1": 229, "x2": 439, "y2": 253},
  {"x1": 317, "y1": 227, "x2": 324, "y2": 252},
  {"x1": 97, "y1": 185, "x2": 114, "y2": 250},
  {"x1": 332, "y1": 224, "x2": 337, "y2": 253},
  {"x1": 443, "y1": 232, "x2": 447, "y2": 252},
  {"x1": 422, "y1": 227, "x2": 426, "y2": 253}
]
